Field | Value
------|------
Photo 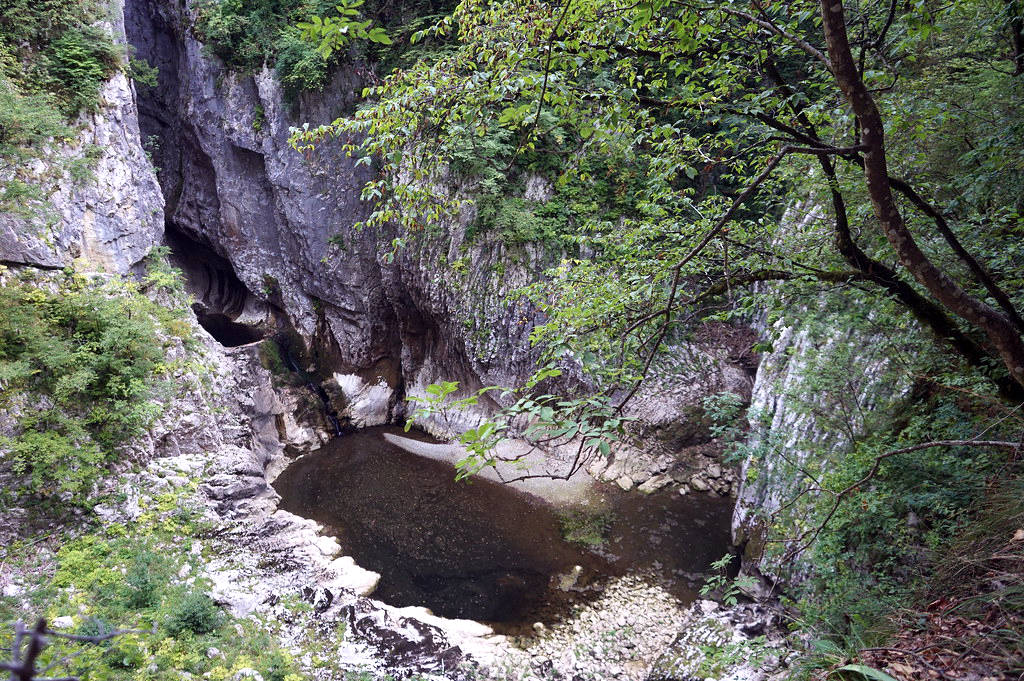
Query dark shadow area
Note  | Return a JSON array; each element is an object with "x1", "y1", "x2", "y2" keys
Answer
[
  {"x1": 163, "y1": 223, "x2": 272, "y2": 347},
  {"x1": 192, "y1": 309, "x2": 265, "y2": 347}
]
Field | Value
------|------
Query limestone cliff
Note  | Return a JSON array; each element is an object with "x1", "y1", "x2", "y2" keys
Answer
[{"x1": 0, "y1": 50, "x2": 163, "y2": 271}]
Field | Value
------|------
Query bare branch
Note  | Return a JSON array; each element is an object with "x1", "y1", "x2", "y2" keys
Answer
[
  {"x1": 719, "y1": 6, "x2": 833, "y2": 71},
  {"x1": 3, "y1": 619, "x2": 151, "y2": 681}
]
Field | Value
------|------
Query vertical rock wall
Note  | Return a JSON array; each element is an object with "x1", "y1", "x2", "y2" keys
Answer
[
  {"x1": 732, "y1": 309, "x2": 902, "y2": 580},
  {"x1": 0, "y1": 10, "x2": 163, "y2": 272},
  {"x1": 121, "y1": 0, "x2": 564, "y2": 431}
]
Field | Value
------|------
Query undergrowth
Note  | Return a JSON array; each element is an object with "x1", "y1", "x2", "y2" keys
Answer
[
  {"x1": 193, "y1": 0, "x2": 453, "y2": 103},
  {"x1": 0, "y1": 0, "x2": 134, "y2": 216},
  {"x1": 0, "y1": 488, "x2": 305, "y2": 681},
  {"x1": 0, "y1": 257, "x2": 191, "y2": 506}
]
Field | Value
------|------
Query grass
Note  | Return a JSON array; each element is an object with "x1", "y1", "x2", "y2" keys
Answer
[{"x1": 0, "y1": 482, "x2": 307, "y2": 681}]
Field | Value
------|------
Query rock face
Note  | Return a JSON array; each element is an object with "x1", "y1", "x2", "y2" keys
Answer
[
  {"x1": 87, "y1": 323, "x2": 496, "y2": 679},
  {"x1": 731, "y1": 311, "x2": 901, "y2": 579},
  {"x1": 120, "y1": 0, "x2": 575, "y2": 437},
  {"x1": 127, "y1": 0, "x2": 388, "y2": 359},
  {"x1": 0, "y1": 61, "x2": 163, "y2": 271}
]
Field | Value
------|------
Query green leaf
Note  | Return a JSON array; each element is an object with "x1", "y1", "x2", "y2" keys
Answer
[
  {"x1": 832, "y1": 665, "x2": 901, "y2": 681},
  {"x1": 367, "y1": 27, "x2": 392, "y2": 45}
]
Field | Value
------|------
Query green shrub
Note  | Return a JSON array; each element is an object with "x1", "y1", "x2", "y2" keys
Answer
[
  {"x1": 274, "y1": 29, "x2": 329, "y2": 101},
  {"x1": 193, "y1": 0, "x2": 336, "y2": 71},
  {"x1": 124, "y1": 550, "x2": 161, "y2": 609},
  {"x1": 258, "y1": 339, "x2": 289, "y2": 375},
  {"x1": 0, "y1": 74, "x2": 69, "y2": 157},
  {"x1": 0, "y1": 1, "x2": 125, "y2": 220},
  {"x1": 76, "y1": 616, "x2": 113, "y2": 642},
  {"x1": 165, "y1": 591, "x2": 224, "y2": 636},
  {"x1": 128, "y1": 56, "x2": 159, "y2": 88},
  {"x1": 193, "y1": 0, "x2": 407, "y2": 100},
  {"x1": 0, "y1": 274, "x2": 183, "y2": 503},
  {"x1": 44, "y1": 26, "x2": 121, "y2": 113},
  {"x1": 27, "y1": 526, "x2": 306, "y2": 680}
]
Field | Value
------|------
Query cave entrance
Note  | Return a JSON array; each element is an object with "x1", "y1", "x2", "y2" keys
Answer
[
  {"x1": 163, "y1": 224, "x2": 273, "y2": 347},
  {"x1": 192, "y1": 310, "x2": 266, "y2": 347}
]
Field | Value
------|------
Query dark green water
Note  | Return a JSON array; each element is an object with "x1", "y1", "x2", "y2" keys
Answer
[{"x1": 273, "y1": 426, "x2": 732, "y2": 624}]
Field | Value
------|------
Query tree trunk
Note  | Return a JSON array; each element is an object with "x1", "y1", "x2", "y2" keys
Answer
[
  {"x1": 1007, "y1": 0, "x2": 1024, "y2": 75},
  {"x1": 818, "y1": 0, "x2": 1024, "y2": 391}
]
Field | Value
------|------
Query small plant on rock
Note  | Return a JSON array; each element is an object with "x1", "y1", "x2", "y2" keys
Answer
[
  {"x1": 700, "y1": 554, "x2": 756, "y2": 606},
  {"x1": 165, "y1": 591, "x2": 223, "y2": 636}
]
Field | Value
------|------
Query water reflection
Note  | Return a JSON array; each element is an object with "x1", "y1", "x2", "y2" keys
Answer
[{"x1": 273, "y1": 427, "x2": 732, "y2": 624}]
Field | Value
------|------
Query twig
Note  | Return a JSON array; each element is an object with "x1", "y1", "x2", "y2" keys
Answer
[{"x1": 719, "y1": 6, "x2": 833, "y2": 71}]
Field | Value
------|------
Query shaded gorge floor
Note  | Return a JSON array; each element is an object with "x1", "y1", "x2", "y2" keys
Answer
[{"x1": 273, "y1": 426, "x2": 733, "y2": 627}]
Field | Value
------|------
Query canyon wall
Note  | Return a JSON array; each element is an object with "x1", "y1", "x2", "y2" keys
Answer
[
  {"x1": 122, "y1": 0, "x2": 553, "y2": 435},
  {"x1": 1, "y1": 0, "x2": 875, "y2": 571}
]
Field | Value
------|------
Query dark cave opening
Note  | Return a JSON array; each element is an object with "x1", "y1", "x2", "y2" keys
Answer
[
  {"x1": 164, "y1": 223, "x2": 272, "y2": 347},
  {"x1": 192, "y1": 309, "x2": 267, "y2": 347}
]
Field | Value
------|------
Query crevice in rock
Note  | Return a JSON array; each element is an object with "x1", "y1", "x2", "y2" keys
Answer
[
  {"x1": 0, "y1": 259, "x2": 64, "y2": 271},
  {"x1": 273, "y1": 332, "x2": 345, "y2": 436}
]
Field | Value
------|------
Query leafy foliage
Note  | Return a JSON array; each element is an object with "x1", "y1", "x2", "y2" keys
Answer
[
  {"x1": 700, "y1": 555, "x2": 755, "y2": 607},
  {"x1": 274, "y1": 29, "x2": 331, "y2": 100},
  {"x1": 297, "y1": 0, "x2": 392, "y2": 58},
  {"x1": 294, "y1": 0, "x2": 1024, "y2": 668},
  {"x1": 0, "y1": 0, "x2": 124, "y2": 214},
  {"x1": 0, "y1": 75, "x2": 69, "y2": 160},
  {"x1": 193, "y1": 0, "x2": 388, "y2": 101},
  {"x1": 127, "y1": 56, "x2": 159, "y2": 88},
  {"x1": 2, "y1": 497, "x2": 307, "y2": 681},
  {"x1": 0, "y1": 1, "x2": 121, "y2": 115},
  {"x1": 405, "y1": 371, "x2": 629, "y2": 480},
  {"x1": 0, "y1": 265, "x2": 187, "y2": 504},
  {"x1": 43, "y1": 26, "x2": 121, "y2": 113},
  {"x1": 294, "y1": 0, "x2": 1024, "y2": 393}
]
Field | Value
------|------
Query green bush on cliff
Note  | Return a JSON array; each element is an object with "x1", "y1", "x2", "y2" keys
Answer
[
  {"x1": 193, "y1": 0, "x2": 338, "y2": 99},
  {"x1": 193, "y1": 0, "x2": 442, "y2": 101},
  {"x1": 0, "y1": 2, "x2": 121, "y2": 116},
  {"x1": 0, "y1": 267, "x2": 187, "y2": 504},
  {"x1": 165, "y1": 591, "x2": 224, "y2": 636},
  {"x1": 274, "y1": 29, "x2": 330, "y2": 101},
  {"x1": 0, "y1": 0, "x2": 122, "y2": 210},
  {"x1": 0, "y1": 73, "x2": 69, "y2": 159},
  {"x1": 43, "y1": 25, "x2": 121, "y2": 114}
]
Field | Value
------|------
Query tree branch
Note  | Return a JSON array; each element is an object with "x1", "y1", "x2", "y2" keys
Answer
[
  {"x1": 719, "y1": 6, "x2": 833, "y2": 72},
  {"x1": 820, "y1": 0, "x2": 1024, "y2": 390},
  {"x1": 783, "y1": 439, "x2": 1022, "y2": 561}
]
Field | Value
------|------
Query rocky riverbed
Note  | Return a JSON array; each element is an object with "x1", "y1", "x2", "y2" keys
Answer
[{"x1": 35, "y1": 318, "x2": 786, "y2": 681}]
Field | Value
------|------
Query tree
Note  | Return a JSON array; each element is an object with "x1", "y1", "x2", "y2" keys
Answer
[{"x1": 294, "y1": 0, "x2": 1024, "y2": 467}]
